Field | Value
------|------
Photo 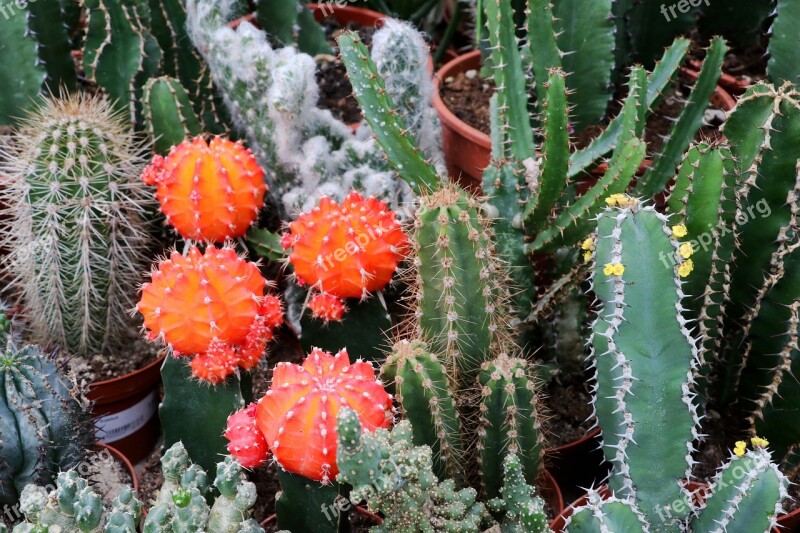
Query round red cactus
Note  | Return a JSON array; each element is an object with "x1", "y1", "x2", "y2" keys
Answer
[
  {"x1": 255, "y1": 348, "x2": 393, "y2": 483},
  {"x1": 307, "y1": 293, "x2": 346, "y2": 323},
  {"x1": 226, "y1": 403, "x2": 269, "y2": 468},
  {"x1": 137, "y1": 245, "x2": 283, "y2": 383},
  {"x1": 282, "y1": 192, "x2": 408, "y2": 299},
  {"x1": 142, "y1": 136, "x2": 266, "y2": 242}
]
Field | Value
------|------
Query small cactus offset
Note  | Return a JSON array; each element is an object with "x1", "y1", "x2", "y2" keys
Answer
[
  {"x1": 478, "y1": 356, "x2": 544, "y2": 500},
  {"x1": 11, "y1": 442, "x2": 263, "y2": 533},
  {"x1": 0, "y1": 92, "x2": 155, "y2": 358},
  {"x1": 0, "y1": 339, "x2": 93, "y2": 508},
  {"x1": 187, "y1": 0, "x2": 442, "y2": 216},
  {"x1": 381, "y1": 339, "x2": 465, "y2": 484}
]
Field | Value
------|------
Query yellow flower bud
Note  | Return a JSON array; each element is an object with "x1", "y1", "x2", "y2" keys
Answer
[
  {"x1": 671, "y1": 224, "x2": 688, "y2": 238},
  {"x1": 734, "y1": 441, "x2": 747, "y2": 457},
  {"x1": 604, "y1": 262, "x2": 624, "y2": 276},
  {"x1": 679, "y1": 242, "x2": 693, "y2": 259},
  {"x1": 581, "y1": 237, "x2": 595, "y2": 251},
  {"x1": 751, "y1": 436, "x2": 769, "y2": 448},
  {"x1": 583, "y1": 251, "x2": 592, "y2": 263},
  {"x1": 678, "y1": 259, "x2": 694, "y2": 278}
]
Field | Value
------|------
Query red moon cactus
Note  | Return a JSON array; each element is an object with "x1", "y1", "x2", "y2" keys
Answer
[{"x1": 253, "y1": 348, "x2": 393, "y2": 483}]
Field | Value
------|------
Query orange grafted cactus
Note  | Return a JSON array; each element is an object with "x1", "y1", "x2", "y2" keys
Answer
[
  {"x1": 281, "y1": 192, "x2": 408, "y2": 299},
  {"x1": 307, "y1": 292, "x2": 346, "y2": 323},
  {"x1": 255, "y1": 348, "x2": 393, "y2": 483},
  {"x1": 142, "y1": 136, "x2": 266, "y2": 242},
  {"x1": 137, "y1": 246, "x2": 283, "y2": 383}
]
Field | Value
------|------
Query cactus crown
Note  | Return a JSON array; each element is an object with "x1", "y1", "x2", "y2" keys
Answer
[{"x1": 0, "y1": 92, "x2": 155, "y2": 358}]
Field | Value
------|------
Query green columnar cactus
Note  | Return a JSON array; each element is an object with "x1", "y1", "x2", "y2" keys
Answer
[
  {"x1": 381, "y1": 340, "x2": 465, "y2": 484},
  {"x1": 143, "y1": 76, "x2": 204, "y2": 154},
  {"x1": 12, "y1": 443, "x2": 263, "y2": 532},
  {"x1": 0, "y1": 340, "x2": 92, "y2": 507},
  {"x1": 410, "y1": 185, "x2": 511, "y2": 383},
  {"x1": 576, "y1": 200, "x2": 789, "y2": 532},
  {"x1": 0, "y1": 93, "x2": 155, "y2": 358},
  {"x1": 478, "y1": 356, "x2": 543, "y2": 500},
  {"x1": 589, "y1": 202, "x2": 699, "y2": 527},
  {"x1": 187, "y1": 0, "x2": 442, "y2": 216}
]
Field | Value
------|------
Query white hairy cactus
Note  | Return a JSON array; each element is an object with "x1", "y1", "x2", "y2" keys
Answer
[{"x1": 186, "y1": 0, "x2": 441, "y2": 217}]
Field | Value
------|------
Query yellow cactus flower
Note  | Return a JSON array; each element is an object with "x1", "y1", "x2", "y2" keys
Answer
[
  {"x1": 604, "y1": 262, "x2": 625, "y2": 276},
  {"x1": 671, "y1": 224, "x2": 688, "y2": 238},
  {"x1": 734, "y1": 440, "x2": 747, "y2": 457},
  {"x1": 679, "y1": 242, "x2": 693, "y2": 259},
  {"x1": 583, "y1": 251, "x2": 593, "y2": 263},
  {"x1": 581, "y1": 237, "x2": 595, "y2": 251},
  {"x1": 678, "y1": 259, "x2": 694, "y2": 278},
  {"x1": 751, "y1": 436, "x2": 769, "y2": 448},
  {"x1": 605, "y1": 194, "x2": 637, "y2": 208},
  {"x1": 605, "y1": 194, "x2": 622, "y2": 206}
]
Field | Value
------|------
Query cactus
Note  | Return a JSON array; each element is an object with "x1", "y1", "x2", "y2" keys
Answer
[
  {"x1": 767, "y1": 0, "x2": 800, "y2": 86},
  {"x1": 0, "y1": 92, "x2": 154, "y2": 358},
  {"x1": 573, "y1": 199, "x2": 789, "y2": 532},
  {"x1": 256, "y1": 0, "x2": 330, "y2": 56},
  {"x1": 336, "y1": 408, "x2": 549, "y2": 532},
  {"x1": 11, "y1": 442, "x2": 263, "y2": 533},
  {"x1": 141, "y1": 136, "x2": 267, "y2": 242},
  {"x1": 142, "y1": 77, "x2": 204, "y2": 154},
  {"x1": 478, "y1": 356, "x2": 543, "y2": 500},
  {"x1": 668, "y1": 83, "x2": 800, "y2": 463},
  {"x1": 186, "y1": 0, "x2": 442, "y2": 216},
  {"x1": 381, "y1": 339, "x2": 465, "y2": 484},
  {"x1": 0, "y1": 340, "x2": 93, "y2": 508},
  {"x1": 281, "y1": 192, "x2": 409, "y2": 305}
]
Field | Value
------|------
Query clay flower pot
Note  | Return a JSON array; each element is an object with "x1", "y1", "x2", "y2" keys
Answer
[
  {"x1": 433, "y1": 50, "x2": 737, "y2": 189},
  {"x1": 96, "y1": 442, "x2": 139, "y2": 494},
  {"x1": 89, "y1": 352, "x2": 167, "y2": 464}
]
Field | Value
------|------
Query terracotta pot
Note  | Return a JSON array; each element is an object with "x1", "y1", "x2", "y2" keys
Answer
[
  {"x1": 544, "y1": 428, "x2": 610, "y2": 505},
  {"x1": 775, "y1": 506, "x2": 800, "y2": 532},
  {"x1": 549, "y1": 481, "x2": 709, "y2": 532},
  {"x1": 433, "y1": 50, "x2": 737, "y2": 188},
  {"x1": 88, "y1": 352, "x2": 166, "y2": 464},
  {"x1": 95, "y1": 442, "x2": 139, "y2": 494},
  {"x1": 688, "y1": 59, "x2": 751, "y2": 96},
  {"x1": 540, "y1": 467, "x2": 566, "y2": 516}
]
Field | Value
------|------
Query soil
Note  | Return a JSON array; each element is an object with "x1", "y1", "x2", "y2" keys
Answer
[
  {"x1": 316, "y1": 19, "x2": 376, "y2": 124},
  {"x1": 58, "y1": 336, "x2": 162, "y2": 384},
  {"x1": 439, "y1": 68, "x2": 726, "y2": 157},
  {"x1": 541, "y1": 371, "x2": 594, "y2": 448},
  {"x1": 86, "y1": 447, "x2": 134, "y2": 507},
  {"x1": 135, "y1": 444, "x2": 165, "y2": 508}
]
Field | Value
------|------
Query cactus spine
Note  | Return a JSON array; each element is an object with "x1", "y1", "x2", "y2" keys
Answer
[
  {"x1": 0, "y1": 340, "x2": 92, "y2": 507},
  {"x1": 0, "y1": 93, "x2": 155, "y2": 358}
]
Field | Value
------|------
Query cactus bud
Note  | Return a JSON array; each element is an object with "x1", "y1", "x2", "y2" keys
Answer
[{"x1": 225, "y1": 403, "x2": 269, "y2": 468}]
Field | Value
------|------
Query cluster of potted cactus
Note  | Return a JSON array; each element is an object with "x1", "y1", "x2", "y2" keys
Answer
[{"x1": 1, "y1": 0, "x2": 799, "y2": 531}]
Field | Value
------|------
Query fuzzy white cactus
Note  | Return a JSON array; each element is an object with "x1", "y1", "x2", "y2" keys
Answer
[{"x1": 186, "y1": 0, "x2": 442, "y2": 217}]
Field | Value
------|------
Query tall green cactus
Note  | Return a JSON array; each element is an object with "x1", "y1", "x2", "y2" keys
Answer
[
  {"x1": 256, "y1": 0, "x2": 329, "y2": 56},
  {"x1": 11, "y1": 442, "x2": 263, "y2": 532},
  {"x1": 569, "y1": 200, "x2": 789, "y2": 532},
  {"x1": 0, "y1": 92, "x2": 154, "y2": 359},
  {"x1": 768, "y1": 0, "x2": 800, "y2": 86},
  {"x1": 0, "y1": 340, "x2": 92, "y2": 508},
  {"x1": 143, "y1": 76, "x2": 204, "y2": 154}
]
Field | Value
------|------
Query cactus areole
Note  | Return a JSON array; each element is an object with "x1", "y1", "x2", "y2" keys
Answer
[
  {"x1": 142, "y1": 136, "x2": 266, "y2": 242},
  {"x1": 137, "y1": 245, "x2": 283, "y2": 383},
  {"x1": 281, "y1": 192, "x2": 408, "y2": 300},
  {"x1": 229, "y1": 348, "x2": 393, "y2": 483}
]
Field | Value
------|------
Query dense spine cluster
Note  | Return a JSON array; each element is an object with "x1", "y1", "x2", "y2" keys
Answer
[{"x1": 0, "y1": 93, "x2": 154, "y2": 358}]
